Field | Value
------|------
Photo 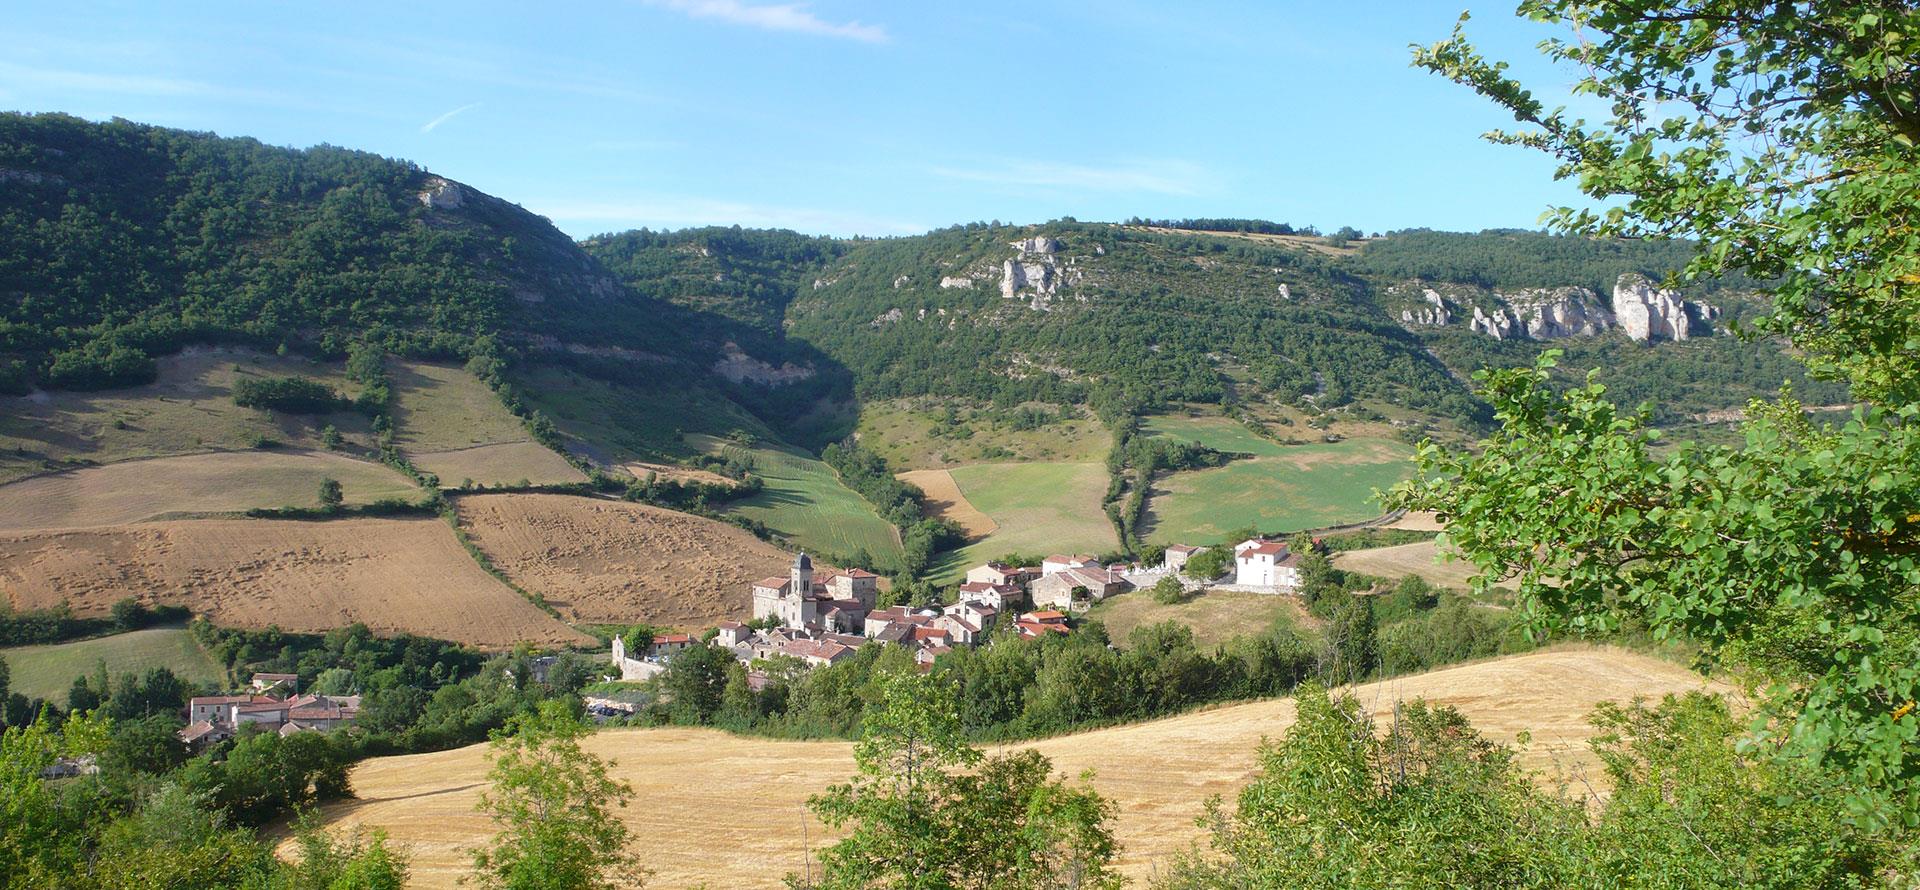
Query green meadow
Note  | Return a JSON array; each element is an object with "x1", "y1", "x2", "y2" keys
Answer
[
  {"x1": 1, "y1": 628, "x2": 227, "y2": 702},
  {"x1": 1141, "y1": 415, "x2": 1414, "y2": 545},
  {"x1": 928, "y1": 461, "x2": 1117, "y2": 581},
  {"x1": 695, "y1": 436, "x2": 906, "y2": 570}
]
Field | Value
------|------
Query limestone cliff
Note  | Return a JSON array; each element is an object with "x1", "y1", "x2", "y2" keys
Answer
[{"x1": 1612, "y1": 274, "x2": 1720, "y2": 342}]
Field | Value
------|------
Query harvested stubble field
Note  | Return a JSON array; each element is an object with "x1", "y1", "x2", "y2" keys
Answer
[
  {"x1": 928, "y1": 461, "x2": 1116, "y2": 582},
  {"x1": 389, "y1": 361, "x2": 584, "y2": 486},
  {"x1": 0, "y1": 517, "x2": 588, "y2": 649},
  {"x1": 894, "y1": 468, "x2": 997, "y2": 539},
  {"x1": 1334, "y1": 539, "x2": 1490, "y2": 591},
  {"x1": 0, "y1": 627, "x2": 227, "y2": 701},
  {"x1": 453, "y1": 493, "x2": 796, "y2": 628},
  {"x1": 0, "y1": 450, "x2": 418, "y2": 531},
  {"x1": 312, "y1": 647, "x2": 1724, "y2": 889}
]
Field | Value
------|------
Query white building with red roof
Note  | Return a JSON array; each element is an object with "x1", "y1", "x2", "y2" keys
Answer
[{"x1": 1233, "y1": 539, "x2": 1301, "y2": 589}]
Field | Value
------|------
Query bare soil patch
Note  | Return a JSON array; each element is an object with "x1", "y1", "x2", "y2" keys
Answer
[
  {"x1": 314, "y1": 647, "x2": 1724, "y2": 888},
  {"x1": 454, "y1": 493, "x2": 796, "y2": 628},
  {"x1": 0, "y1": 517, "x2": 586, "y2": 649},
  {"x1": 620, "y1": 461, "x2": 738, "y2": 488},
  {"x1": 0, "y1": 450, "x2": 417, "y2": 531},
  {"x1": 896, "y1": 469, "x2": 997, "y2": 539}
]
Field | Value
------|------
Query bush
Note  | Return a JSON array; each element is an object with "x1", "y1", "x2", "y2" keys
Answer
[
  {"x1": 1151, "y1": 576, "x2": 1189, "y2": 605},
  {"x1": 232, "y1": 376, "x2": 347, "y2": 414}
]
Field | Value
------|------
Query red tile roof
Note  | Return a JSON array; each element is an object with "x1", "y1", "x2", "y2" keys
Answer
[{"x1": 1242, "y1": 541, "x2": 1288, "y2": 556}]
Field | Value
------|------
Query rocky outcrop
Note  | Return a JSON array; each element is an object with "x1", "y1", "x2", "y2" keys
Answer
[
  {"x1": 938, "y1": 275, "x2": 975, "y2": 289},
  {"x1": 417, "y1": 177, "x2": 465, "y2": 209},
  {"x1": 1611, "y1": 275, "x2": 1719, "y2": 342},
  {"x1": 1400, "y1": 289, "x2": 1452, "y2": 327},
  {"x1": 892, "y1": 275, "x2": 911, "y2": 289},
  {"x1": 711, "y1": 342, "x2": 814, "y2": 386},
  {"x1": 999, "y1": 235, "x2": 1085, "y2": 310}
]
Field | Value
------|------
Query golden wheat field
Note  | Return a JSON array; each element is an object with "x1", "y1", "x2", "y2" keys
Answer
[
  {"x1": 453, "y1": 493, "x2": 801, "y2": 628},
  {"x1": 310, "y1": 647, "x2": 1726, "y2": 888},
  {"x1": 0, "y1": 517, "x2": 589, "y2": 648}
]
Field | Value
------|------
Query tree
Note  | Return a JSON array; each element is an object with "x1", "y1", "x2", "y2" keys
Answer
[
  {"x1": 1324, "y1": 597, "x2": 1377, "y2": 684},
  {"x1": 467, "y1": 700, "x2": 645, "y2": 890},
  {"x1": 317, "y1": 477, "x2": 344, "y2": 510},
  {"x1": 804, "y1": 671, "x2": 1122, "y2": 889},
  {"x1": 662, "y1": 642, "x2": 731, "y2": 724},
  {"x1": 1151, "y1": 575, "x2": 1188, "y2": 605},
  {"x1": 1401, "y1": 2, "x2": 1920, "y2": 826},
  {"x1": 1182, "y1": 546, "x2": 1230, "y2": 581}
]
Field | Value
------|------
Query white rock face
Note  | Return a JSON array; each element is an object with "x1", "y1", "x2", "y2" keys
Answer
[
  {"x1": 417, "y1": 177, "x2": 465, "y2": 209},
  {"x1": 1013, "y1": 236, "x2": 1061, "y2": 255},
  {"x1": 1401, "y1": 288, "x2": 1453, "y2": 326},
  {"x1": 1277, "y1": 283, "x2": 1293, "y2": 300},
  {"x1": 1611, "y1": 275, "x2": 1718, "y2": 341},
  {"x1": 1504, "y1": 286, "x2": 1615, "y2": 338},
  {"x1": 871, "y1": 308, "x2": 903, "y2": 326},
  {"x1": 939, "y1": 275, "x2": 975, "y2": 289}
]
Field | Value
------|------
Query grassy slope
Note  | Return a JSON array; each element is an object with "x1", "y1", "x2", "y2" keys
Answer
[
  {"x1": 929, "y1": 461, "x2": 1116, "y2": 581},
  {"x1": 0, "y1": 349, "x2": 377, "y2": 485},
  {"x1": 693, "y1": 436, "x2": 905, "y2": 569},
  {"x1": 1140, "y1": 415, "x2": 1414, "y2": 545},
  {"x1": 1, "y1": 627, "x2": 226, "y2": 701},
  {"x1": 1085, "y1": 589, "x2": 1313, "y2": 651},
  {"x1": 389, "y1": 361, "x2": 583, "y2": 485},
  {"x1": 518, "y1": 366, "x2": 777, "y2": 465},
  {"x1": 854, "y1": 399, "x2": 1110, "y2": 470}
]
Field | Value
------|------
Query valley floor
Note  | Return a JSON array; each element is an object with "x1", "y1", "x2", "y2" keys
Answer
[{"x1": 307, "y1": 646, "x2": 1726, "y2": 888}]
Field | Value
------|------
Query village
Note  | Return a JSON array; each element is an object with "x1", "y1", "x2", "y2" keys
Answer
[
  {"x1": 175, "y1": 536, "x2": 1302, "y2": 742},
  {"x1": 601, "y1": 536, "x2": 1304, "y2": 689}
]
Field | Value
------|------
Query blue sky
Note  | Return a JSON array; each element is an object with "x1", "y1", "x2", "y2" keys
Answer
[{"x1": 1, "y1": 1, "x2": 1599, "y2": 238}]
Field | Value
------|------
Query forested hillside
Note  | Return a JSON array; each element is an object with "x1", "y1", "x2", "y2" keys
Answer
[{"x1": 0, "y1": 113, "x2": 849, "y2": 450}]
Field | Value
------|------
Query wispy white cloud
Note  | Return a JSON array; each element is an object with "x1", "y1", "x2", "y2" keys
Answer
[
  {"x1": 642, "y1": 0, "x2": 889, "y2": 43},
  {"x1": 0, "y1": 61, "x2": 263, "y2": 99},
  {"x1": 535, "y1": 195, "x2": 925, "y2": 237},
  {"x1": 929, "y1": 158, "x2": 1215, "y2": 196},
  {"x1": 419, "y1": 102, "x2": 482, "y2": 134}
]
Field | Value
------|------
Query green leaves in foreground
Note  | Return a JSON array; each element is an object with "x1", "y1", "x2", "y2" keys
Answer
[{"x1": 1391, "y1": 355, "x2": 1920, "y2": 826}]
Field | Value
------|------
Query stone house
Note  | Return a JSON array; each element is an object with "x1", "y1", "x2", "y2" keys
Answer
[
  {"x1": 1233, "y1": 539, "x2": 1301, "y2": 589},
  {"x1": 1030, "y1": 566, "x2": 1133, "y2": 610}
]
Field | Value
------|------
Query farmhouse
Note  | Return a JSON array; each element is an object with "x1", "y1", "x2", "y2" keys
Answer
[
  {"x1": 1030, "y1": 564, "x2": 1133, "y2": 610},
  {"x1": 1012, "y1": 611, "x2": 1070, "y2": 639},
  {"x1": 965, "y1": 562, "x2": 1038, "y2": 587},
  {"x1": 1162, "y1": 544, "x2": 1201, "y2": 573},
  {"x1": 1233, "y1": 539, "x2": 1301, "y2": 590},
  {"x1": 1041, "y1": 554, "x2": 1100, "y2": 575},
  {"x1": 180, "y1": 687, "x2": 361, "y2": 748},
  {"x1": 956, "y1": 580, "x2": 1023, "y2": 610}
]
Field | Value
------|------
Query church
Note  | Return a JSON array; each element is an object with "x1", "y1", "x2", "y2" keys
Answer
[{"x1": 750, "y1": 552, "x2": 879, "y2": 633}]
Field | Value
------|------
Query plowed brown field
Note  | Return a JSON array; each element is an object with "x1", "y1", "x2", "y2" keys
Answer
[
  {"x1": 0, "y1": 517, "x2": 587, "y2": 648},
  {"x1": 453, "y1": 493, "x2": 797, "y2": 628},
  {"x1": 313, "y1": 646, "x2": 1726, "y2": 888}
]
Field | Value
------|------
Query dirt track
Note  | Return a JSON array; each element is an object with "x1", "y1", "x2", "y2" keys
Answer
[
  {"x1": 454, "y1": 493, "x2": 797, "y2": 628},
  {"x1": 314, "y1": 646, "x2": 1727, "y2": 888},
  {"x1": 0, "y1": 517, "x2": 587, "y2": 649}
]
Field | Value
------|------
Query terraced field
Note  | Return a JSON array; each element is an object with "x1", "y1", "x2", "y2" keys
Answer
[
  {"x1": 311, "y1": 647, "x2": 1726, "y2": 889},
  {"x1": 0, "y1": 347, "x2": 375, "y2": 485},
  {"x1": 1140, "y1": 415, "x2": 1414, "y2": 545},
  {"x1": 928, "y1": 461, "x2": 1116, "y2": 581},
  {"x1": 0, "y1": 450, "x2": 418, "y2": 531},
  {"x1": 694, "y1": 436, "x2": 904, "y2": 569},
  {"x1": 0, "y1": 627, "x2": 226, "y2": 701},
  {"x1": 0, "y1": 517, "x2": 588, "y2": 649},
  {"x1": 389, "y1": 361, "x2": 584, "y2": 486}
]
